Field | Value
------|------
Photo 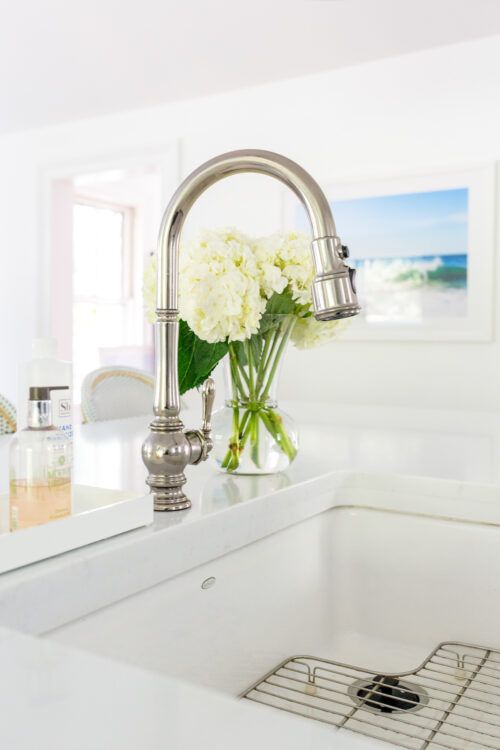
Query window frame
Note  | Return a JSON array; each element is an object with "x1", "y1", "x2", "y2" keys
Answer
[{"x1": 72, "y1": 195, "x2": 135, "y2": 304}]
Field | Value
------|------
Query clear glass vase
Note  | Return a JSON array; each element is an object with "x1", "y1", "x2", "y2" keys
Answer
[{"x1": 212, "y1": 315, "x2": 299, "y2": 474}]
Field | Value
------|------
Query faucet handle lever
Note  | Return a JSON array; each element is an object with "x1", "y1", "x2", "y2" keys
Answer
[{"x1": 201, "y1": 377, "x2": 216, "y2": 438}]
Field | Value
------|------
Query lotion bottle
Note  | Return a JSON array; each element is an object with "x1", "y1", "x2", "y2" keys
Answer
[
  {"x1": 17, "y1": 338, "x2": 73, "y2": 443},
  {"x1": 9, "y1": 387, "x2": 72, "y2": 531}
]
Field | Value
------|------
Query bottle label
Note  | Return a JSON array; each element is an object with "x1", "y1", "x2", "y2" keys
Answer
[
  {"x1": 47, "y1": 433, "x2": 72, "y2": 487},
  {"x1": 49, "y1": 386, "x2": 73, "y2": 441}
]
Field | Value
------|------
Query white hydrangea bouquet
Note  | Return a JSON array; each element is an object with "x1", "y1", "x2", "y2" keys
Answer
[{"x1": 144, "y1": 228, "x2": 347, "y2": 474}]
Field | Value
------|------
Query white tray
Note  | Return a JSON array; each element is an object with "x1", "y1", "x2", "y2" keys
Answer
[{"x1": 0, "y1": 485, "x2": 153, "y2": 574}]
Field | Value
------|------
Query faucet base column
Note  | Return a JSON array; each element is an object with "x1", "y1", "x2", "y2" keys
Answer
[
  {"x1": 143, "y1": 426, "x2": 194, "y2": 511},
  {"x1": 146, "y1": 472, "x2": 191, "y2": 512},
  {"x1": 153, "y1": 491, "x2": 191, "y2": 512}
]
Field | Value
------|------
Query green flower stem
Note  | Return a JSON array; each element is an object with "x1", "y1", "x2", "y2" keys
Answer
[
  {"x1": 228, "y1": 344, "x2": 248, "y2": 399},
  {"x1": 261, "y1": 326, "x2": 281, "y2": 378},
  {"x1": 255, "y1": 329, "x2": 273, "y2": 392},
  {"x1": 237, "y1": 413, "x2": 253, "y2": 452},
  {"x1": 260, "y1": 408, "x2": 297, "y2": 461},
  {"x1": 246, "y1": 341, "x2": 255, "y2": 399},
  {"x1": 239, "y1": 408, "x2": 252, "y2": 440},
  {"x1": 228, "y1": 344, "x2": 249, "y2": 395},
  {"x1": 221, "y1": 403, "x2": 252, "y2": 470},
  {"x1": 260, "y1": 317, "x2": 294, "y2": 401},
  {"x1": 250, "y1": 410, "x2": 260, "y2": 467}
]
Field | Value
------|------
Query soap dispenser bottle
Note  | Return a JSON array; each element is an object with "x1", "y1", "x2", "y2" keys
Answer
[
  {"x1": 17, "y1": 338, "x2": 73, "y2": 441},
  {"x1": 9, "y1": 387, "x2": 72, "y2": 531}
]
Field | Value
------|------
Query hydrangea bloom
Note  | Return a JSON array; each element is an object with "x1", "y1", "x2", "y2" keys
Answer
[
  {"x1": 143, "y1": 227, "x2": 349, "y2": 346},
  {"x1": 179, "y1": 228, "x2": 266, "y2": 343},
  {"x1": 291, "y1": 314, "x2": 349, "y2": 350},
  {"x1": 254, "y1": 231, "x2": 314, "y2": 305}
]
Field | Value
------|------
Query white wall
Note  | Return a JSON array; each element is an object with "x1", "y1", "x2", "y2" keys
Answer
[{"x1": 1, "y1": 36, "x2": 499, "y2": 411}]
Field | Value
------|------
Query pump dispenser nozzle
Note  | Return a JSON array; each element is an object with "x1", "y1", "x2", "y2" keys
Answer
[{"x1": 27, "y1": 387, "x2": 54, "y2": 430}]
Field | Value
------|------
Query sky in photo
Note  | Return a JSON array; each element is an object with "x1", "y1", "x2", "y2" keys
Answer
[{"x1": 330, "y1": 187, "x2": 468, "y2": 260}]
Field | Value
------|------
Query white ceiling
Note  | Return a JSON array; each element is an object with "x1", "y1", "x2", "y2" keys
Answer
[{"x1": 2, "y1": 0, "x2": 500, "y2": 134}]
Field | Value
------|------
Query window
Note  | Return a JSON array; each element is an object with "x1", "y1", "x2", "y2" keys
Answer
[{"x1": 72, "y1": 198, "x2": 135, "y2": 399}]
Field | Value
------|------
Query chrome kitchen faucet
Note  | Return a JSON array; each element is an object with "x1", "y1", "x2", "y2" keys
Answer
[{"x1": 142, "y1": 149, "x2": 361, "y2": 511}]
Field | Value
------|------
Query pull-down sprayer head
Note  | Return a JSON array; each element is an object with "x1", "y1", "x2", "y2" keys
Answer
[{"x1": 311, "y1": 236, "x2": 360, "y2": 321}]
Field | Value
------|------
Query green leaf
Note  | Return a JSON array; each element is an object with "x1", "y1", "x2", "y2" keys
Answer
[
  {"x1": 178, "y1": 320, "x2": 228, "y2": 394},
  {"x1": 265, "y1": 290, "x2": 297, "y2": 316},
  {"x1": 258, "y1": 290, "x2": 298, "y2": 334}
]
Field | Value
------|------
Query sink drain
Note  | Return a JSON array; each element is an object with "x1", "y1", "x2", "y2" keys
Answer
[{"x1": 347, "y1": 675, "x2": 428, "y2": 715}]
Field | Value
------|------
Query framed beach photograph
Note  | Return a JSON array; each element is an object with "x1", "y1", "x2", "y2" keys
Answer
[{"x1": 283, "y1": 166, "x2": 495, "y2": 341}]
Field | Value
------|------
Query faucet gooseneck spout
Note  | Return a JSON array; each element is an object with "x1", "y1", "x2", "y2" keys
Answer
[{"x1": 142, "y1": 149, "x2": 360, "y2": 511}]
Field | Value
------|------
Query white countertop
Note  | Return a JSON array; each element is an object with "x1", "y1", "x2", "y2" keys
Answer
[
  {"x1": 1, "y1": 401, "x2": 500, "y2": 749},
  {"x1": 2, "y1": 400, "x2": 499, "y2": 634},
  {"x1": 2, "y1": 400, "x2": 499, "y2": 501}
]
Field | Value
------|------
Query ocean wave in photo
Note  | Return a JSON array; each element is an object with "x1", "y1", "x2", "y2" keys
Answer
[
  {"x1": 354, "y1": 254, "x2": 467, "y2": 288},
  {"x1": 353, "y1": 254, "x2": 468, "y2": 321}
]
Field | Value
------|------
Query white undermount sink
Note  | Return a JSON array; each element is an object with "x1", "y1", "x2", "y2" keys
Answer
[{"x1": 48, "y1": 474, "x2": 500, "y2": 749}]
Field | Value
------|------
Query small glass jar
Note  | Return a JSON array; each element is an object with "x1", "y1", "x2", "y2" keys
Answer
[{"x1": 212, "y1": 315, "x2": 299, "y2": 475}]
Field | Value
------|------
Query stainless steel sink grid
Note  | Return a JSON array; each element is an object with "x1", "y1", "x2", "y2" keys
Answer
[{"x1": 242, "y1": 642, "x2": 500, "y2": 749}]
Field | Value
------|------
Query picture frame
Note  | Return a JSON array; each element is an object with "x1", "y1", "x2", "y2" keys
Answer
[{"x1": 282, "y1": 165, "x2": 496, "y2": 341}]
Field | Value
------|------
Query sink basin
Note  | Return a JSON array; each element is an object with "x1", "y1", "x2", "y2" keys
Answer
[{"x1": 48, "y1": 478, "x2": 500, "y2": 747}]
